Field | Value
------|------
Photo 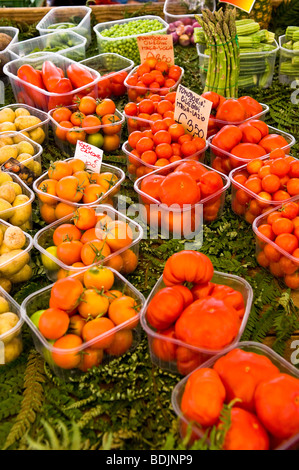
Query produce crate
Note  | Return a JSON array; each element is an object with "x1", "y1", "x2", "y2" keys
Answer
[
  {"x1": 36, "y1": 5, "x2": 92, "y2": 48},
  {"x1": 133, "y1": 159, "x2": 230, "y2": 231},
  {"x1": 279, "y1": 35, "x2": 299, "y2": 85},
  {"x1": 0, "y1": 27, "x2": 19, "y2": 77},
  {"x1": 122, "y1": 139, "x2": 208, "y2": 183},
  {"x1": 33, "y1": 203, "x2": 143, "y2": 282},
  {"x1": 3, "y1": 52, "x2": 101, "y2": 112},
  {"x1": 197, "y1": 40, "x2": 279, "y2": 90},
  {"x1": 163, "y1": 0, "x2": 216, "y2": 23},
  {"x1": 0, "y1": 285, "x2": 23, "y2": 367},
  {"x1": 171, "y1": 341, "x2": 299, "y2": 450},
  {"x1": 140, "y1": 272, "x2": 253, "y2": 375},
  {"x1": 33, "y1": 160, "x2": 125, "y2": 224},
  {"x1": 48, "y1": 106, "x2": 125, "y2": 157},
  {"x1": 93, "y1": 15, "x2": 169, "y2": 64},
  {"x1": 208, "y1": 125, "x2": 296, "y2": 176},
  {"x1": 8, "y1": 30, "x2": 87, "y2": 62},
  {"x1": 0, "y1": 103, "x2": 49, "y2": 146},
  {"x1": 20, "y1": 267, "x2": 146, "y2": 381}
]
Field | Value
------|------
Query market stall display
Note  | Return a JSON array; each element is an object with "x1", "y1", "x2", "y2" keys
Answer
[{"x1": 1, "y1": 0, "x2": 299, "y2": 453}]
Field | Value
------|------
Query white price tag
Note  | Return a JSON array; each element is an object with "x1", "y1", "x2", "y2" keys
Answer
[
  {"x1": 74, "y1": 140, "x2": 103, "y2": 173},
  {"x1": 174, "y1": 84, "x2": 213, "y2": 140}
]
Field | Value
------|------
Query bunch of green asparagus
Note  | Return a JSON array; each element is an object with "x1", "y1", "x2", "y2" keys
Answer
[
  {"x1": 195, "y1": 16, "x2": 277, "y2": 91},
  {"x1": 194, "y1": 8, "x2": 240, "y2": 98}
]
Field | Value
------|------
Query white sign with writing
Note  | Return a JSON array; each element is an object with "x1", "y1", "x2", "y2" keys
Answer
[
  {"x1": 137, "y1": 34, "x2": 175, "y2": 66},
  {"x1": 74, "y1": 140, "x2": 103, "y2": 173},
  {"x1": 174, "y1": 84, "x2": 212, "y2": 140}
]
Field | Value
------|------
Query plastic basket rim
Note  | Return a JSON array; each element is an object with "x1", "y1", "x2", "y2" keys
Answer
[
  {"x1": 48, "y1": 106, "x2": 125, "y2": 133},
  {"x1": 163, "y1": 0, "x2": 216, "y2": 20},
  {"x1": 0, "y1": 130, "x2": 43, "y2": 162},
  {"x1": 79, "y1": 52, "x2": 134, "y2": 77},
  {"x1": 279, "y1": 34, "x2": 299, "y2": 54},
  {"x1": 20, "y1": 265, "x2": 146, "y2": 354},
  {"x1": 33, "y1": 202, "x2": 144, "y2": 272},
  {"x1": 170, "y1": 339, "x2": 299, "y2": 450},
  {"x1": 0, "y1": 26, "x2": 19, "y2": 54},
  {"x1": 7, "y1": 29, "x2": 87, "y2": 60},
  {"x1": 0, "y1": 103, "x2": 50, "y2": 137},
  {"x1": 208, "y1": 124, "x2": 296, "y2": 163},
  {"x1": 133, "y1": 157, "x2": 230, "y2": 210},
  {"x1": 93, "y1": 15, "x2": 169, "y2": 42},
  {"x1": 3, "y1": 52, "x2": 101, "y2": 98},
  {"x1": 33, "y1": 160, "x2": 125, "y2": 208},
  {"x1": 140, "y1": 271, "x2": 254, "y2": 354},
  {"x1": 36, "y1": 5, "x2": 92, "y2": 34}
]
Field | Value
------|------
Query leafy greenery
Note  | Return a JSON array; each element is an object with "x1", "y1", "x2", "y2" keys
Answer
[{"x1": 0, "y1": 4, "x2": 299, "y2": 451}]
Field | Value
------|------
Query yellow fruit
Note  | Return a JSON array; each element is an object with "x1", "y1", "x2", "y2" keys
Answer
[
  {"x1": 29, "y1": 127, "x2": 45, "y2": 145},
  {"x1": 3, "y1": 226, "x2": 26, "y2": 250},
  {"x1": 0, "y1": 296, "x2": 9, "y2": 313},
  {"x1": 14, "y1": 108, "x2": 30, "y2": 118},
  {"x1": 0, "y1": 183, "x2": 16, "y2": 204},
  {"x1": 4, "y1": 337, "x2": 23, "y2": 363},
  {"x1": 0, "y1": 108, "x2": 15, "y2": 124},
  {"x1": 10, "y1": 264, "x2": 32, "y2": 283},
  {"x1": 16, "y1": 141, "x2": 35, "y2": 156},
  {"x1": 0, "y1": 198, "x2": 13, "y2": 220},
  {"x1": 0, "y1": 122, "x2": 16, "y2": 132},
  {"x1": 0, "y1": 145, "x2": 18, "y2": 164},
  {"x1": 0, "y1": 249, "x2": 30, "y2": 277},
  {"x1": 9, "y1": 194, "x2": 32, "y2": 226},
  {"x1": 0, "y1": 278, "x2": 12, "y2": 293},
  {"x1": 0, "y1": 171, "x2": 13, "y2": 185}
]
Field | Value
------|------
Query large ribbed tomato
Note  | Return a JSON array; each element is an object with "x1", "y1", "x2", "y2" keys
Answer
[
  {"x1": 162, "y1": 250, "x2": 214, "y2": 287},
  {"x1": 254, "y1": 373, "x2": 299, "y2": 440},
  {"x1": 174, "y1": 297, "x2": 240, "y2": 350},
  {"x1": 215, "y1": 99, "x2": 248, "y2": 123},
  {"x1": 181, "y1": 368, "x2": 226, "y2": 427},
  {"x1": 213, "y1": 348, "x2": 280, "y2": 412}
]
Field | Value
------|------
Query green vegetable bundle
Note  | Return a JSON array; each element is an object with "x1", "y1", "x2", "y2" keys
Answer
[{"x1": 195, "y1": 7, "x2": 240, "y2": 97}]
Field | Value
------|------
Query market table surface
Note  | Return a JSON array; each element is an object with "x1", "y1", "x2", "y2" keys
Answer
[{"x1": 0, "y1": 1, "x2": 299, "y2": 451}]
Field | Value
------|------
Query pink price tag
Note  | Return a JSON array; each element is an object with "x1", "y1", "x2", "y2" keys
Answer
[
  {"x1": 74, "y1": 140, "x2": 103, "y2": 173},
  {"x1": 137, "y1": 34, "x2": 175, "y2": 66}
]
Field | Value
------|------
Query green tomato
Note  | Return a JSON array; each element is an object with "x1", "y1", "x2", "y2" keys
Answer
[
  {"x1": 30, "y1": 309, "x2": 45, "y2": 329},
  {"x1": 41, "y1": 246, "x2": 59, "y2": 271},
  {"x1": 87, "y1": 133, "x2": 104, "y2": 148}
]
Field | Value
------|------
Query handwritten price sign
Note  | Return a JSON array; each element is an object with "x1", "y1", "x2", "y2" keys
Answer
[
  {"x1": 74, "y1": 140, "x2": 103, "y2": 173},
  {"x1": 174, "y1": 84, "x2": 212, "y2": 140},
  {"x1": 137, "y1": 34, "x2": 174, "y2": 66}
]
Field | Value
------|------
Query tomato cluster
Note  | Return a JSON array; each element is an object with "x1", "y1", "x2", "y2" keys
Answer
[
  {"x1": 211, "y1": 120, "x2": 290, "y2": 175},
  {"x1": 126, "y1": 120, "x2": 206, "y2": 180},
  {"x1": 145, "y1": 251, "x2": 246, "y2": 375},
  {"x1": 17, "y1": 61, "x2": 97, "y2": 111},
  {"x1": 139, "y1": 160, "x2": 225, "y2": 230},
  {"x1": 36, "y1": 158, "x2": 119, "y2": 224},
  {"x1": 97, "y1": 70, "x2": 128, "y2": 99},
  {"x1": 125, "y1": 58, "x2": 182, "y2": 102},
  {"x1": 34, "y1": 270, "x2": 141, "y2": 371},
  {"x1": 202, "y1": 92, "x2": 265, "y2": 137},
  {"x1": 48, "y1": 206, "x2": 137, "y2": 277},
  {"x1": 255, "y1": 199, "x2": 299, "y2": 289},
  {"x1": 180, "y1": 347, "x2": 299, "y2": 450},
  {"x1": 232, "y1": 149, "x2": 298, "y2": 223},
  {"x1": 51, "y1": 97, "x2": 122, "y2": 152}
]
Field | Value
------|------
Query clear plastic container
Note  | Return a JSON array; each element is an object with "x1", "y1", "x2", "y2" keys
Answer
[
  {"x1": 171, "y1": 340, "x2": 299, "y2": 450},
  {"x1": 124, "y1": 65, "x2": 184, "y2": 102},
  {"x1": 0, "y1": 27, "x2": 19, "y2": 77},
  {"x1": 208, "y1": 125, "x2": 296, "y2": 176},
  {"x1": 33, "y1": 160, "x2": 125, "y2": 224},
  {"x1": 0, "y1": 172, "x2": 35, "y2": 229},
  {"x1": 0, "y1": 219, "x2": 33, "y2": 293},
  {"x1": 80, "y1": 52, "x2": 134, "y2": 99},
  {"x1": 124, "y1": 109, "x2": 153, "y2": 135},
  {"x1": 36, "y1": 6, "x2": 92, "y2": 48},
  {"x1": 0, "y1": 285, "x2": 23, "y2": 366},
  {"x1": 252, "y1": 197, "x2": 299, "y2": 290},
  {"x1": 133, "y1": 159, "x2": 230, "y2": 232},
  {"x1": 3, "y1": 52, "x2": 101, "y2": 112},
  {"x1": 0, "y1": 103, "x2": 49, "y2": 146},
  {"x1": 229, "y1": 160, "x2": 299, "y2": 224},
  {"x1": 48, "y1": 106, "x2": 124, "y2": 157},
  {"x1": 8, "y1": 30, "x2": 87, "y2": 62},
  {"x1": 20, "y1": 267, "x2": 146, "y2": 381},
  {"x1": 197, "y1": 40, "x2": 279, "y2": 90},
  {"x1": 140, "y1": 272, "x2": 253, "y2": 375},
  {"x1": 33, "y1": 203, "x2": 144, "y2": 282},
  {"x1": 278, "y1": 35, "x2": 299, "y2": 85},
  {"x1": 122, "y1": 139, "x2": 208, "y2": 183},
  {"x1": 163, "y1": 0, "x2": 216, "y2": 23},
  {"x1": 94, "y1": 16, "x2": 169, "y2": 65},
  {"x1": 0, "y1": 131, "x2": 43, "y2": 183}
]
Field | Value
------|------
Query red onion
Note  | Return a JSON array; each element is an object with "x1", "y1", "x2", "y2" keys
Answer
[{"x1": 179, "y1": 33, "x2": 191, "y2": 46}]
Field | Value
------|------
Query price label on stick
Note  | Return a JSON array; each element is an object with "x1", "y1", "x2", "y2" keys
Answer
[
  {"x1": 174, "y1": 84, "x2": 212, "y2": 141},
  {"x1": 74, "y1": 140, "x2": 103, "y2": 173},
  {"x1": 137, "y1": 34, "x2": 175, "y2": 66}
]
